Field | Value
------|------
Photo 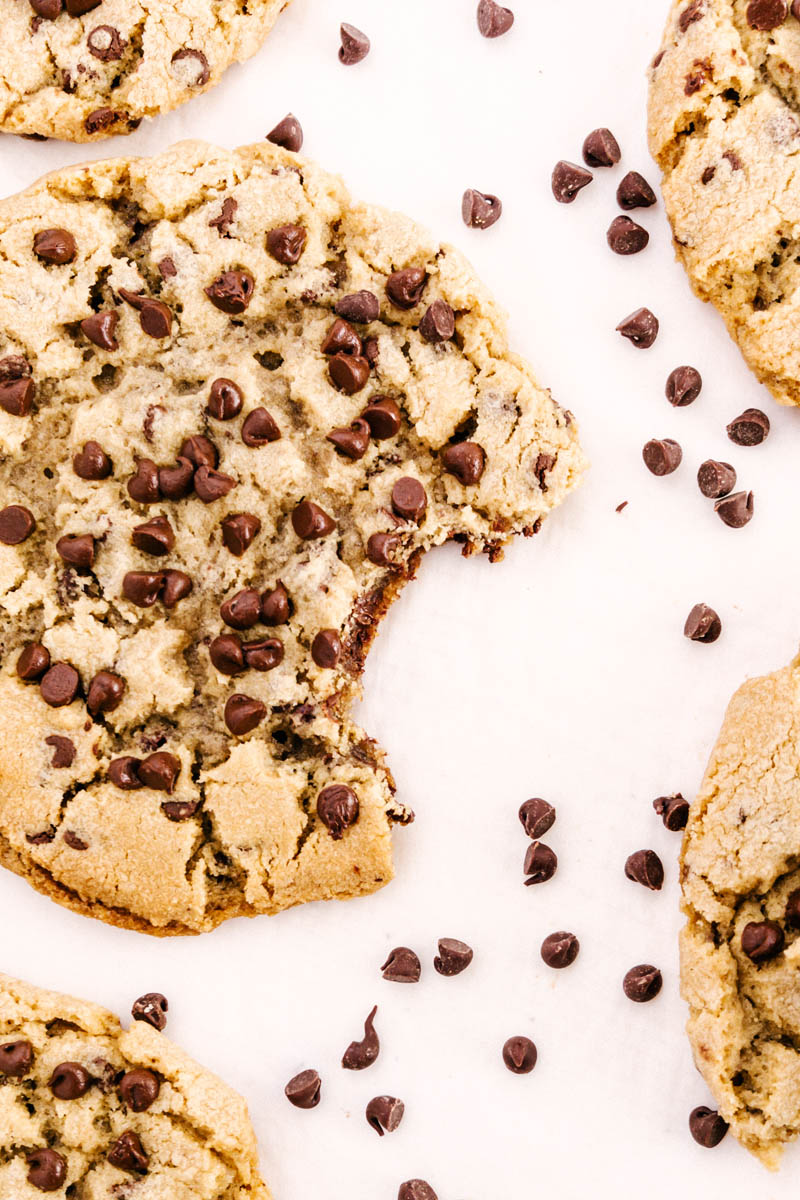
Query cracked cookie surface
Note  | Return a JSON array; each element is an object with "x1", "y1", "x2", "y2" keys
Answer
[
  {"x1": 0, "y1": 971, "x2": 270, "y2": 1197},
  {"x1": 0, "y1": 139, "x2": 584, "y2": 935},
  {"x1": 0, "y1": 0, "x2": 290, "y2": 142},
  {"x1": 648, "y1": 0, "x2": 800, "y2": 407}
]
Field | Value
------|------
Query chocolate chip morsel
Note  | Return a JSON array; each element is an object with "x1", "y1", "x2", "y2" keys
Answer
[
  {"x1": 607, "y1": 216, "x2": 650, "y2": 255},
  {"x1": 210, "y1": 635, "x2": 245, "y2": 676},
  {"x1": 194, "y1": 466, "x2": 236, "y2": 503},
  {"x1": 419, "y1": 299, "x2": 456, "y2": 344},
  {"x1": 242, "y1": 407, "x2": 281, "y2": 446},
  {"x1": 342, "y1": 1005, "x2": 379, "y2": 1070},
  {"x1": 697, "y1": 460, "x2": 736, "y2": 499},
  {"x1": 267, "y1": 224, "x2": 307, "y2": 266},
  {"x1": 433, "y1": 938, "x2": 474, "y2": 976},
  {"x1": 317, "y1": 784, "x2": 358, "y2": 838},
  {"x1": 519, "y1": 797, "x2": 556, "y2": 839},
  {"x1": 118, "y1": 289, "x2": 172, "y2": 339},
  {"x1": 551, "y1": 162, "x2": 594, "y2": 204},
  {"x1": 391, "y1": 477, "x2": 427, "y2": 522},
  {"x1": 441, "y1": 441, "x2": 486, "y2": 485},
  {"x1": 221, "y1": 513, "x2": 261, "y2": 557},
  {"x1": 267, "y1": 113, "x2": 303, "y2": 152},
  {"x1": 285, "y1": 1068, "x2": 321, "y2": 1109},
  {"x1": 362, "y1": 396, "x2": 402, "y2": 438},
  {"x1": 381, "y1": 947, "x2": 421, "y2": 983},
  {"x1": 56, "y1": 533, "x2": 95, "y2": 568},
  {"x1": 87, "y1": 24, "x2": 126, "y2": 62},
  {"x1": 715, "y1": 491, "x2": 754, "y2": 529},
  {"x1": 17, "y1": 643, "x2": 50, "y2": 681},
  {"x1": 138, "y1": 751, "x2": 181, "y2": 794},
  {"x1": 366, "y1": 1095, "x2": 405, "y2": 1135},
  {"x1": 207, "y1": 378, "x2": 243, "y2": 420},
  {"x1": 0, "y1": 1038, "x2": 33, "y2": 1076},
  {"x1": 386, "y1": 268, "x2": 427, "y2": 310},
  {"x1": 170, "y1": 47, "x2": 210, "y2": 87},
  {"x1": 292, "y1": 499, "x2": 336, "y2": 539},
  {"x1": 219, "y1": 589, "x2": 260, "y2": 631},
  {"x1": 50, "y1": 1060, "x2": 91, "y2": 1099},
  {"x1": 726, "y1": 407, "x2": 770, "y2": 447},
  {"x1": 666, "y1": 365, "x2": 702, "y2": 407},
  {"x1": 653, "y1": 793, "x2": 689, "y2": 831},
  {"x1": 180, "y1": 435, "x2": 218, "y2": 469},
  {"x1": 81, "y1": 310, "x2": 119, "y2": 351},
  {"x1": 205, "y1": 270, "x2": 255, "y2": 315},
  {"x1": 86, "y1": 670, "x2": 125, "y2": 715},
  {"x1": 311, "y1": 629, "x2": 341, "y2": 669},
  {"x1": 335, "y1": 290, "x2": 380, "y2": 323},
  {"x1": 27, "y1": 1148, "x2": 66, "y2": 1192},
  {"x1": 128, "y1": 459, "x2": 161, "y2": 504},
  {"x1": 0, "y1": 373, "x2": 35, "y2": 416},
  {"x1": 541, "y1": 931, "x2": 580, "y2": 969},
  {"x1": 0, "y1": 504, "x2": 35, "y2": 544},
  {"x1": 624, "y1": 849, "x2": 665, "y2": 891},
  {"x1": 785, "y1": 888, "x2": 800, "y2": 928},
  {"x1": 622, "y1": 964, "x2": 663, "y2": 1002},
  {"x1": 502, "y1": 1035, "x2": 537, "y2": 1074},
  {"x1": 398, "y1": 1183, "x2": 438, "y2": 1200},
  {"x1": 617, "y1": 171, "x2": 657, "y2": 210},
  {"x1": 40, "y1": 663, "x2": 80, "y2": 708},
  {"x1": 132, "y1": 515, "x2": 174, "y2": 557},
  {"x1": 243, "y1": 639, "x2": 284, "y2": 672},
  {"x1": 523, "y1": 841, "x2": 557, "y2": 885},
  {"x1": 477, "y1": 0, "x2": 514, "y2": 36},
  {"x1": 45, "y1": 736, "x2": 75, "y2": 767},
  {"x1": 684, "y1": 603, "x2": 722, "y2": 644},
  {"x1": 339, "y1": 22, "x2": 370, "y2": 64},
  {"x1": 107, "y1": 1129, "x2": 149, "y2": 1174},
  {"x1": 224, "y1": 694, "x2": 267, "y2": 737},
  {"x1": 329, "y1": 352, "x2": 370, "y2": 394},
  {"x1": 582, "y1": 127, "x2": 621, "y2": 167},
  {"x1": 689, "y1": 1106, "x2": 729, "y2": 1148},
  {"x1": 108, "y1": 756, "x2": 143, "y2": 790},
  {"x1": 119, "y1": 1068, "x2": 160, "y2": 1112},
  {"x1": 462, "y1": 188, "x2": 503, "y2": 229},
  {"x1": 327, "y1": 419, "x2": 371, "y2": 460},
  {"x1": 367, "y1": 532, "x2": 401, "y2": 567},
  {"x1": 642, "y1": 438, "x2": 682, "y2": 476},
  {"x1": 73, "y1": 440, "x2": 112, "y2": 479},
  {"x1": 261, "y1": 582, "x2": 291, "y2": 625},
  {"x1": 34, "y1": 228, "x2": 77, "y2": 265},
  {"x1": 131, "y1": 992, "x2": 168, "y2": 1031},
  {"x1": 741, "y1": 919, "x2": 785, "y2": 964},
  {"x1": 617, "y1": 308, "x2": 659, "y2": 349},
  {"x1": 746, "y1": 0, "x2": 788, "y2": 31}
]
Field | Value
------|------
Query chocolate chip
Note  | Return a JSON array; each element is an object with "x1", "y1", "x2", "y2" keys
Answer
[
  {"x1": 519, "y1": 798, "x2": 556, "y2": 839},
  {"x1": 741, "y1": 919, "x2": 784, "y2": 964},
  {"x1": 207, "y1": 378, "x2": 243, "y2": 420},
  {"x1": 18, "y1": 642, "x2": 50, "y2": 681},
  {"x1": 582, "y1": 127, "x2": 621, "y2": 167},
  {"x1": 386, "y1": 268, "x2": 428, "y2": 310},
  {"x1": 701, "y1": 165, "x2": 716, "y2": 185},
  {"x1": 715, "y1": 490, "x2": 754, "y2": 529},
  {"x1": 327, "y1": 419, "x2": 371, "y2": 459},
  {"x1": 322, "y1": 317, "x2": 363, "y2": 356},
  {"x1": 170, "y1": 47, "x2": 210, "y2": 86},
  {"x1": 138, "y1": 751, "x2": 181, "y2": 794},
  {"x1": 477, "y1": 0, "x2": 514, "y2": 36},
  {"x1": 132, "y1": 515, "x2": 174, "y2": 557},
  {"x1": 746, "y1": 0, "x2": 787, "y2": 29},
  {"x1": 210, "y1": 635, "x2": 245, "y2": 676},
  {"x1": 219, "y1": 589, "x2": 261, "y2": 631},
  {"x1": 34, "y1": 228, "x2": 76, "y2": 265},
  {"x1": 221, "y1": 513, "x2": 261, "y2": 557},
  {"x1": 419, "y1": 299, "x2": 456, "y2": 343},
  {"x1": 261, "y1": 582, "x2": 291, "y2": 625},
  {"x1": 267, "y1": 224, "x2": 307, "y2": 265},
  {"x1": 0, "y1": 1039, "x2": 32, "y2": 1076},
  {"x1": 163, "y1": 570, "x2": 192, "y2": 609},
  {"x1": 224, "y1": 694, "x2": 267, "y2": 736},
  {"x1": 66, "y1": 0, "x2": 101, "y2": 13},
  {"x1": 158, "y1": 256, "x2": 177, "y2": 279},
  {"x1": 607, "y1": 215, "x2": 649, "y2": 255},
  {"x1": 40, "y1": 662, "x2": 79, "y2": 708},
  {"x1": 726, "y1": 407, "x2": 770, "y2": 446},
  {"x1": 310, "y1": 628, "x2": 341, "y2": 670},
  {"x1": 81, "y1": 310, "x2": 119, "y2": 351},
  {"x1": 50, "y1": 1061, "x2": 91, "y2": 1099},
  {"x1": 73, "y1": 440, "x2": 112, "y2": 479},
  {"x1": 86, "y1": 670, "x2": 125, "y2": 715},
  {"x1": 523, "y1": 841, "x2": 557, "y2": 885},
  {"x1": 678, "y1": 0, "x2": 704, "y2": 31},
  {"x1": 56, "y1": 533, "x2": 95, "y2": 568},
  {"x1": 617, "y1": 308, "x2": 659, "y2": 349},
  {"x1": 684, "y1": 603, "x2": 722, "y2": 643},
  {"x1": 541, "y1": 931, "x2": 580, "y2": 969},
  {"x1": 122, "y1": 571, "x2": 164, "y2": 608},
  {"x1": 697, "y1": 460, "x2": 736, "y2": 499},
  {"x1": 63, "y1": 830, "x2": 88, "y2": 850},
  {"x1": 339, "y1": 21, "x2": 370, "y2": 63},
  {"x1": 205, "y1": 271, "x2": 255, "y2": 314},
  {"x1": 502, "y1": 1035, "x2": 537, "y2": 1074},
  {"x1": 440, "y1": 441, "x2": 486, "y2": 487},
  {"x1": 119, "y1": 1068, "x2": 160, "y2": 1112},
  {"x1": 342, "y1": 1005, "x2": 379, "y2": 1070},
  {"x1": 785, "y1": 888, "x2": 800, "y2": 929},
  {"x1": 108, "y1": 1130, "x2": 148, "y2": 1174},
  {"x1": 180, "y1": 435, "x2": 218, "y2": 468},
  {"x1": 85, "y1": 106, "x2": 125, "y2": 136},
  {"x1": 551, "y1": 160, "x2": 593, "y2": 203},
  {"x1": 433, "y1": 938, "x2": 473, "y2": 976},
  {"x1": 625, "y1": 849, "x2": 664, "y2": 890},
  {"x1": 158, "y1": 457, "x2": 194, "y2": 500},
  {"x1": 0, "y1": 504, "x2": 35, "y2": 545},
  {"x1": 29, "y1": 0, "x2": 62, "y2": 16},
  {"x1": 26, "y1": 829, "x2": 56, "y2": 845},
  {"x1": 689, "y1": 1106, "x2": 729, "y2": 1148},
  {"x1": 292, "y1": 499, "x2": 336, "y2": 539},
  {"x1": 285, "y1": 1068, "x2": 321, "y2": 1109},
  {"x1": 267, "y1": 113, "x2": 303, "y2": 152},
  {"x1": 335, "y1": 291, "x2": 380, "y2": 323},
  {"x1": 208, "y1": 197, "x2": 238, "y2": 238},
  {"x1": 665, "y1": 365, "x2": 702, "y2": 407},
  {"x1": 0, "y1": 376, "x2": 35, "y2": 416},
  {"x1": 381, "y1": 947, "x2": 421, "y2": 983},
  {"x1": 398, "y1": 1183, "x2": 437, "y2": 1200},
  {"x1": 329, "y1": 352, "x2": 371, "y2": 394},
  {"x1": 622, "y1": 964, "x2": 662, "y2": 1002},
  {"x1": 194, "y1": 466, "x2": 236, "y2": 503},
  {"x1": 391, "y1": 477, "x2": 427, "y2": 523},
  {"x1": 315, "y1": 785, "x2": 357, "y2": 842},
  {"x1": 243, "y1": 638, "x2": 284, "y2": 672},
  {"x1": 617, "y1": 171, "x2": 657, "y2": 210},
  {"x1": 27, "y1": 1149, "x2": 66, "y2": 1192},
  {"x1": 161, "y1": 799, "x2": 201, "y2": 822},
  {"x1": 242, "y1": 407, "x2": 281, "y2": 445},
  {"x1": 131, "y1": 992, "x2": 168, "y2": 1031},
  {"x1": 127, "y1": 459, "x2": 161, "y2": 504},
  {"x1": 45, "y1": 735, "x2": 75, "y2": 768},
  {"x1": 87, "y1": 24, "x2": 125, "y2": 60},
  {"x1": 462, "y1": 188, "x2": 503, "y2": 229},
  {"x1": 118, "y1": 289, "x2": 172, "y2": 339},
  {"x1": 366, "y1": 1095, "x2": 405, "y2": 1135},
  {"x1": 367, "y1": 531, "x2": 401, "y2": 567},
  {"x1": 362, "y1": 396, "x2": 402, "y2": 438},
  {"x1": 653, "y1": 793, "x2": 689, "y2": 831},
  {"x1": 642, "y1": 438, "x2": 682, "y2": 476},
  {"x1": 108, "y1": 756, "x2": 143, "y2": 789}
]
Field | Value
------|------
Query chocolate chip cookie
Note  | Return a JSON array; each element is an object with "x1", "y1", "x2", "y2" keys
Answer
[
  {"x1": 0, "y1": 971, "x2": 270, "y2": 1195},
  {"x1": 0, "y1": 0, "x2": 290, "y2": 141},
  {"x1": 681, "y1": 647, "x2": 800, "y2": 1166},
  {"x1": 649, "y1": 0, "x2": 800, "y2": 406},
  {"x1": 0, "y1": 140, "x2": 584, "y2": 934}
]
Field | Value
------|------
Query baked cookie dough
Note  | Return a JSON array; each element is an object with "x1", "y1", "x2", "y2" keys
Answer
[
  {"x1": 648, "y1": 0, "x2": 800, "y2": 407},
  {"x1": 681, "y1": 647, "x2": 800, "y2": 1166},
  {"x1": 0, "y1": 0, "x2": 290, "y2": 142},
  {"x1": 0, "y1": 971, "x2": 270, "y2": 1196},
  {"x1": 0, "y1": 140, "x2": 584, "y2": 934}
]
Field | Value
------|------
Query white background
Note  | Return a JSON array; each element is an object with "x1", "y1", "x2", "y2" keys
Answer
[{"x1": 2, "y1": 1, "x2": 800, "y2": 1197}]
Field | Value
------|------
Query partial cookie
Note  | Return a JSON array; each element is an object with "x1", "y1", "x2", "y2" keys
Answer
[
  {"x1": 0, "y1": 0, "x2": 290, "y2": 142},
  {"x1": 0, "y1": 971, "x2": 270, "y2": 1196},
  {"x1": 648, "y1": 0, "x2": 800, "y2": 407},
  {"x1": 681, "y1": 648, "x2": 800, "y2": 1166},
  {"x1": 0, "y1": 140, "x2": 584, "y2": 935}
]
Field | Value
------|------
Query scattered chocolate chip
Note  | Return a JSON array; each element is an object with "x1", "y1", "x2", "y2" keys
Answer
[
  {"x1": 391, "y1": 477, "x2": 427, "y2": 523},
  {"x1": 617, "y1": 308, "x2": 659, "y2": 349},
  {"x1": 180, "y1": 435, "x2": 218, "y2": 469},
  {"x1": 552, "y1": 161, "x2": 593, "y2": 203},
  {"x1": 40, "y1": 662, "x2": 79, "y2": 708},
  {"x1": 785, "y1": 888, "x2": 800, "y2": 929},
  {"x1": 477, "y1": 0, "x2": 514, "y2": 37},
  {"x1": 697, "y1": 460, "x2": 736, "y2": 499},
  {"x1": 108, "y1": 756, "x2": 143, "y2": 790},
  {"x1": 242, "y1": 407, "x2": 281, "y2": 446},
  {"x1": 205, "y1": 270, "x2": 254, "y2": 314},
  {"x1": 81, "y1": 310, "x2": 119, "y2": 351},
  {"x1": 322, "y1": 317, "x2": 363, "y2": 357},
  {"x1": 608, "y1": 215, "x2": 650, "y2": 255},
  {"x1": 381, "y1": 947, "x2": 421, "y2": 983},
  {"x1": 63, "y1": 831, "x2": 88, "y2": 851},
  {"x1": 362, "y1": 396, "x2": 402, "y2": 438},
  {"x1": 73, "y1": 440, "x2": 112, "y2": 480},
  {"x1": 419, "y1": 299, "x2": 456, "y2": 343},
  {"x1": 329, "y1": 352, "x2": 371, "y2": 394},
  {"x1": 0, "y1": 1039, "x2": 32, "y2": 1076},
  {"x1": 221, "y1": 513, "x2": 261, "y2": 557},
  {"x1": 194, "y1": 466, "x2": 236, "y2": 503},
  {"x1": 45, "y1": 735, "x2": 75, "y2": 768},
  {"x1": 684, "y1": 603, "x2": 722, "y2": 644},
  {"x1": 366, "y1": 1094, "x2": 405, "y2": 1135},
  {"x1": 502, "y1": 1035, "x2": 537, "y2": 1074},
  {"x1": 311, "y1": 628, "x2": 341, "y2": 669},
  {"x1": 582, "y1": 127, "x2": 621, "y2": 167},
  {"x1": 208, "y1": 197, "x2": 238, "y2": 238},
  {"x1": 210, "y1": 634, "x2": 245, "y2": 676},
  {"x1": 523, "y1": 841, "x2": 557, "y2": 885},
  {"x1": 342, "y1": 1005, "x2": 379, "y2": 1070},
  {"x1": 66, "y1": 0, "x2": 102, "y2": 13},
  {"x1": 541, "y1": 931, "x2": 580, "y2": 969},
  {"x1": 386, "y1": 268, "x2": 427, "y2": 310},
  {"x1": 339, "y1": 21, "x2": 370, "y2": 63},
  {"x1": 26, "y1": 829, "x2": 56, "y2": 845},
  {"x1": 367, "y1": 531, "x2": 401, "y2": 567},
  {"x1": 666, "y1": 365, "x2": 702, "y2": 407},
  {"x1": 727, "y1": 407, "x2": 770, "y2": 446},
  {"x1": 56, "y1": 533, "x2": 95, "y2": 568},
  {"x1": 741, "y1": 919, "x2": 784, "y2": 963},
  {"x1": 292, "y1": 499, "x2": 336, "y2": 539},
  {"x1": 118, "y1": 289, "x2": 172, "y2": 339},
  {"x1": 642, "y1": 438, "x2": 682, "y2": 476},
  {"x1": 161, "y1": 799, "x2": 200, "y2": 822},
  {"x1": 108, "y1": 1129, "x2": 148, "y2": 1174},
  {"x1": 653, "y1": 793, "x2": 689, "y2": 831},
  {"x1": 715, "y1": 490, "x2": 754, "y2": 529},
  {"x1": 87, "y1": 24, "x2": 125, "y2": 61},
  {"x1": 0, "y1": 375, "x2": 35, "y2": 416},
  {"x1": 317, "y1": 783, "x2": 358, "y2": 838},
  {"x1": 158, "y1": 256, "x2": 177, "y2": 279},
  {"x1": 617, "y1": 171, "x2": 657, "y2": 210},
  {"x1": 335, "y1": 291, "x2": 380, "y2": 323},
  {"x1": 86, "y1": 670, "x2": 125, "y2": 715},
  {"x1": 622, "y1": 964, "x2": 662, "y2": 1002},
  {"x1": 137, "y1": 751, "x2": 181, "y2": 794},
  {"x1": 625, "y1": 849, "x2": 664, "y2": 890},
  {"x1": 243, "y1": 638, "x2": 284, "y2": 672},
  {"x1": 27, "y1": 1149, "x2": 66, "y2": 1193},
  {"x1": 29, "y1": 0, "x2": 63, "y2": 17},
  {"x1": 689, "y1": 1106, "x2": 729, "y2": 1148},
  {"x1": 0, "y1": 504, "x2": 35, "y2": 545},
  {"x1": 746, "y1": 0, "x2": 787, "y2": 30},
  {"x1": 166, "y1": 570, "x2": 194, "y2": 610},
  {"x1": 519, "y1": 798, "x2": 556, "y2": 839},
  {"x1": 34, "y1": 228, "x2": 76, "y2": 265},
  {"x1": 131, "y1": 515, "x2": 174, "y2": 557},
  {"x1": 398, "y1": 1183, "x2": 437, "y2": 1200},
  {"x1": 433, "y1": 938, "x2": 473, "y2": 976},
  {"x1": 119, "y1": 1068, "x2": 160, "y2": 1112},
  {"x1": 441, "y1": 441, "x2": 485, "y2": 485},
  {"x1": 327, "y1": 419, "x2": 371, "y2": 459},
  {"x1": 261, "y1": 582, "x2": 291, "y2": 625},
  {"x1": 122, "y1": 571, "x2": 164, "y2": 607},
  {"x1": 701, "y1": 165, "x2": 716, "y2": 185},
  {"x1": 50, "y1": 1061, "x2": 91, "y2": 1099},
  {"x1": 158, "y1": 457, "x2": 194, "y2": 501},
  {"x1": 170, "y1": 46, "x2": 210, "y2": 86},
  {"x1": 285, "y1": 1068, "x2": 321, "y2": 1109},
  {"x1": 220, "y1": 589, "x2": 261, "y2": 631},
  {"x1": 207, "y1": 378, "x2": 243, "y2": 420},
  {"x1": 267, "y1": 113, "x2": 303, "y2": 152},
  {"x1": 131, "y1": 992, "x2": 168, "y2": 1031},
  {"x1": 462, "y1": 188, "x2": 503, "y2": 229},
  {"x1": 127, "y1": 459, "x2": 160, "y2": 504},
  {"x1": 224, "y1": 693, "x2": 267, "y2": 736},
  {"x1": 267, "y1": 224, "x2": 307, "y2": 265}
]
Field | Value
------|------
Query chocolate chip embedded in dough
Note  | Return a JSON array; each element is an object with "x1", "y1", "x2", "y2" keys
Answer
[
  {"x1": 328, "y1": 353, "x2": 370, "y2": 394},
  {"x1": 34, "y1": 228, "x2": 77, "y2": 264},
  {"x1": 243, "y1": 639, "x2": 284, "y2": 672},
  {"x1": 224, "y1": 694, "x2": 267, "y2": 736},
  {"x1": 108, "y1": 1129, "x2": 149, "y2": 1174},
  {"x1": 335, "y1": 290, "x2": 380, "y2": 323},
  {"x1": 311, "y1": 629, "x2": 341, "y2": 668},
  {"x1": 87, "y1": 24, "x2": 126, "y2": 61},
  {"x1": 220, "y1": 589, "x2": 261, "y2": 630},
  {"x1": 138, "y1": 751, "x2": 181, "y2": 794},
  {"x1": 367, "y1": 531, "x2": 401, "y2": 567},
  {"x1": 261, "y1": 582, "x2": 291, "y2": 625},
  {"x1": 27, "y1": 1149, "x2": 66, "y2": 1193},
  {"x1": 0, "y1": 504, "x2": 35, "y2": 544},
  {"x1": 292, "y1": 500, "x2": 336, "y2": 539},
  {"x1": 221, "y1": 512, "x2": 261, "y2": 556},
  {"x1": 0, "y1": 376, "x2": 35, "y2": 416},
  {"x1": 17, "y1": 642, "x2": 50, "y2": 681},
  {"x1": 205, "y1": 270, "x2": 254, "y2": 314},
  {"x1": 209, "y1": 635, "x2": 246, "y2": 676},
  {"x1": 45, "y1": 735, "x2": 75, "y2": 767},
  {"x1": 362, "y1": 396, "x2": 401, "y2": 439},
  {"x1": 193, "y1": 466, "x2": 236, "y2": 503},
  {"x1": 419, "y1": 299, "x2": 456, "y2": 343},
  {"x1": 441, "y1": 441, "x2": 485, "y2": 485},
  {"x1": 55, "y1": 533, "x2": 95, "y2": 568},
  {"x1": 0, "y1": 1039, "x2": 33, "y2": 1077},
  {"x1": 132, "y1": 515, "x2": 175, "y2": 557},
  {"x1": 73, "y1": 440, "x2": 112, "y2": 479},
  {"x1": 119, "y1": 1068, "x2": 160, "y2": 1112},
  {"x1": 161, "y1": 570, "x2": 192, "y2": 608},
  {"x1": 157, "y1": 457, "x2": 194, "y2": 500},
  {"x1": 207, "y1": 378, "x2": 243, "y2": 420},
  {"x1": 327, "y1": 419, "x2": 371, "y2": 459},
  {"x1": 170, "y1": 47, "x2": 210, "y2": 87},
  {"x1": 242, "y1": 407, "x2": 281, "y2": 446},
  {"x1": 127, "y1": 459, "x2": 161, "y2": 504},
  {"x1": 81, "y1": 310, "x2": 119, "y2": 351},
  {"x1": 50, "y1": 1061, "x2": 91, "y2": 1099},
  {"x1": 266, "y1": 225, "x2": 307, "y2": 265},
  {"x1": 40, "y1": 662, "x2": 80, "y2": 708},
  {"x1": 108, "y1": 756, "x2": 143, "y2": 789},
  {"x1": 317, "y1": 784, "x2": 359, "y2": 838},
  {"x1": 386, "y1": 268, "x2": 427, "y2": 310},
  {"x1": 391, "y1": 477, "x2": 427, "y2": 522},
  {"x1": 321, "y1": 318, "x2": 363, "y2": 357},
  {"x1": 86, "y1": 670, "x2": 125, "y2": 715},
  {"x1": 122, "y1": 571, "x2": 164, "y2": 608}
]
